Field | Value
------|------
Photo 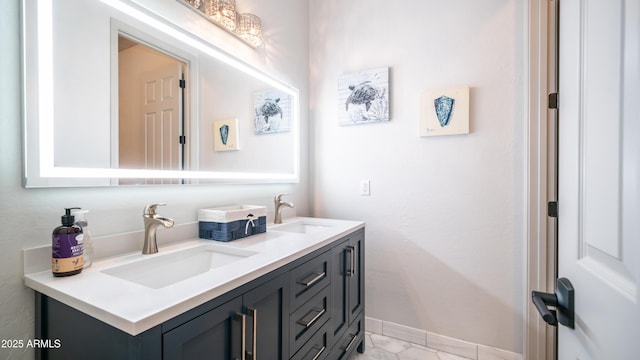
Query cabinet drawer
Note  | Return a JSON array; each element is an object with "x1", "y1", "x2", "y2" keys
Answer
[
  {"x1": 290, "y1": 285, "x2": 331, "y2": 355},
  {"x1": 330, "y1": 315, "x2": 363, "y2": 360},
  {"x1": 290, "y1": 250, "x2": 331, "y2": 311},
  {"x1": 291, "y1": 321, "x2": 329, "y2": 360}
]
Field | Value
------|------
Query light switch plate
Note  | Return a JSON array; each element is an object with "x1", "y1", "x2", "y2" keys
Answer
[{"x1": 360, "y1": 180, "x2": 371, "y2": 196}]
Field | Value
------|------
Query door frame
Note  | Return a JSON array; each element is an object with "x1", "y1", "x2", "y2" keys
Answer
[{"x1": 525, "y1": 0, "x2": 558, "y2": 359}]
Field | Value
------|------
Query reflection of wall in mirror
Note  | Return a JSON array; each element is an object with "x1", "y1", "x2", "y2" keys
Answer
[{"x1": 198, "y1": 59, "x2": 295, "y2": 174}]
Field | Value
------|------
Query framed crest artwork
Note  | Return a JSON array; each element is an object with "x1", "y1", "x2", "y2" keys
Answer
[
  {"x1": 338, "y1": 67, "x2": 390, "y2": 125},
  {"x1": 420, "y1": 86, "x2": 470, "y2": 136},
  {"x1": 213, "y1": 118, "x2": 240, "y2": 151}
]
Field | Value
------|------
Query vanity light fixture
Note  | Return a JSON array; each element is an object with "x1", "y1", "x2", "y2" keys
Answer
[
  {"x1": 184, "y1": 0, "x2": 202, "y2": 9},
  {"x1": 204, "y1": 0, "x2": 219, "y2": 21},
  {"x1": 237, "y1": 13, "x2": 262, "y2": 48},
  {"x1": 216, "y1": 0, "x2": 237, "y2": 31},
  {"x1": 181, "y1": 0, "x2": 263, "y2": 48}
]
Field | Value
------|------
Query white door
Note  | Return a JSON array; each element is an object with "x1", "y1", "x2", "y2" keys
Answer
[
  {"x1": 557, "y1": 0, "x2": 639, "y2": 358},
  {"x1": 141, "y1": 63, "x2": 183, "y2": 184}
]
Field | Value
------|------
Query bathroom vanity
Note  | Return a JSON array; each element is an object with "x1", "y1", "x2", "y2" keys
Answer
[{"x1": 24, "y1": 218, "x2": 364, "y2": 360}]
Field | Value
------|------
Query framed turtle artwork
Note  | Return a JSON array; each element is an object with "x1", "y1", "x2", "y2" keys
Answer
[
  {"x1": 419, "y1": 85, "x2": 470, "y2": 137},
  {"x1": 253, "y1": 88, "x2": 292, "y2": 134},
  {"x1": 338, "y1": 67, "x2": 390, "y2": 125}
]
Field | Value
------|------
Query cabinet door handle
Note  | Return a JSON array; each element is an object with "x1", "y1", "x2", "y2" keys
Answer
[
  {"x1": 343, "y1": 333, "x2": 358, "y2": 353},
  {"x1": 310, "y1": 345, "x2": 326, "y2": 360},
  {"x1": 246, "y1": 308, "x2": 257, "y2": 360},
  {"x1": 346, "y1": 246, "x2": 356, "y2": 277},
  {"x1": 234, "y1": 313, "x2": 246, "y2": 360},
  {"x1": 297, "y1": 272, "x2": 326, "y2": 287},
  {"x1": 296, "y1": 307, "x2": 326, "y2": 328}
]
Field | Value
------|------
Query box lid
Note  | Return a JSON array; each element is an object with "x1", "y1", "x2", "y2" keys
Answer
[{"x1": 198, "y1": 205, "x2": 267, "y2": 223}]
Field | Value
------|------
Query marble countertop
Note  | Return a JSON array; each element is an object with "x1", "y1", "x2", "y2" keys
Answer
[{"x1": 23, "y1": 217, "x2": 364, "y2": 335}]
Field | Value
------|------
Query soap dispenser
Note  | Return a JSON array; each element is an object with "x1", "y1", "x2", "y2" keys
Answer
[
  {"x1": 71, "y1": 208, "x2": 94, "y2": 269},
  {"x1": 52, "y1": 208, "x2": 84, "y2": 277}
]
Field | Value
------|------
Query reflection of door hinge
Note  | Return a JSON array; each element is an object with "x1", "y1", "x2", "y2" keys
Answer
[
  {"x1": 179, "y1": 79, "x2": 186, "y2": 88},
  {"x1": 179, "y1": 135, "x2": 186, "y2": 144},
  {"x1": 548, "y1": 201, "x2": 558, "y2": 218},
  {"x1": 548, "y1": 93, "x2": 558, "y2": 109}
]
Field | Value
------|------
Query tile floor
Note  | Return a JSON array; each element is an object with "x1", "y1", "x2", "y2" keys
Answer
[{"x1": 350, "y1": 333, "x2": 472, "y2": 360}]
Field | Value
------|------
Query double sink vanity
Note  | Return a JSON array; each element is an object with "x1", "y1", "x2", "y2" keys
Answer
[
  {"x1": 24, "y1": 217, "x2": 365, "y2": 360},
  {"x1": 21, "y1": 0, "x2": 360, "y2": 356}
]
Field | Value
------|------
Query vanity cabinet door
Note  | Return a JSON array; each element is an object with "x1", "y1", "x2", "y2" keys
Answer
[
  {"x1": 330, "y1": 240, "x2": 349, "y2": 342},
  {"x1": 163, "y1": 296, "x2": 244, "y2": 360},
  {"x1": 346, "y1": 230, "x2": 364, "y2": 324},
  {"x1": 242, "y1": 272, "x2": 290, "y2": 360},
  {"x1": 163, "y1": 273, "x2": 289, "y2": 360},
  {"x1": 329, "y1": 229, "x2": 365, "y2": 351}
]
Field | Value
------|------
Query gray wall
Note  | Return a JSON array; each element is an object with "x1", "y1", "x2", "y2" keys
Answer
[
  {"x1": 0, "y1": 0, "x2": 309, "y2": 358},
  {"x1": 309, "y1": 0, "x2": 526, "y2": 353}
]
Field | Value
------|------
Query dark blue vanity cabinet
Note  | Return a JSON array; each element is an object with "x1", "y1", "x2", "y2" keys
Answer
[{"x1": 35, "y1": 228, "x2": 365, "y2": 360}]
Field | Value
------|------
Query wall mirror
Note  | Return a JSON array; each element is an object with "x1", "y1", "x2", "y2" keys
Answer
[{"x1": 22, "y1": 0, "x2": 300, "y2": 187}]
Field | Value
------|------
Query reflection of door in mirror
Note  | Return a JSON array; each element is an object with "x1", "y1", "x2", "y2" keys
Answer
[{"x1": 118, "y1": 35, "x2": 187, "y2": 185}]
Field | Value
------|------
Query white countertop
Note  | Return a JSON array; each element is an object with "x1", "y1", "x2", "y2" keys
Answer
[{"x1": 23, "y1": 217, "x2": 364, "y2": 335}]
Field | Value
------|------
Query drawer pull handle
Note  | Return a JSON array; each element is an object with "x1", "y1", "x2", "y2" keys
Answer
[
  {"x1": 297, "y1": 308, "x2": 326, "y2": 328},
  {"x1": 310, "y1": 345, "x2": 326, "y2": 360},
  {"x1": 343, "y1": 333, "x2": 358, "y2": 353},
  {"x1": 346, "y1": 246, "x2": 356, "y2": 277},
  {"x1": 297, "y1": 272, "x2": 326, "y2": 287}
]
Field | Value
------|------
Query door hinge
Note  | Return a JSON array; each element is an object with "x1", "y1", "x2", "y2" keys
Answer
[
  {"x1": 548, "y1": 201, "x2": 558, "y2": 218},
  {"x1": 179, "y1": 79, "x2": 186, "y2": 88},
  {"x1": 548, "y1": 93, "x2": 558, "y2": 109},
  {"x1": 179, "y1": 135, "x2": 186, "y2": 144}
]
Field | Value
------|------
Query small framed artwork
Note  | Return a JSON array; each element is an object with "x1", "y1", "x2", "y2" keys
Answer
[
  {"x1": 338, "y1": 67, "x2": 390, "y2": 125},
  {"x1": 213, "y1": 118, "x2": 239, "y2": 151},
  {"x1": 420, "y1": 86, "x2": 470, "y2": 137},
  {"x1": 254, "y1": 88, "x2": 292, "y2": 134}
]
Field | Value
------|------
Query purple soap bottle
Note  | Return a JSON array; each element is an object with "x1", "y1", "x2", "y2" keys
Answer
[{"x1": 52, "y1": 208, "x2": 84, "y2": 277}]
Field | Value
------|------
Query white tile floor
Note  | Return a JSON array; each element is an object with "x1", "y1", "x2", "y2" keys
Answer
[{"x1": 350, "y1": 333, "x2": 472, "y2": 360}]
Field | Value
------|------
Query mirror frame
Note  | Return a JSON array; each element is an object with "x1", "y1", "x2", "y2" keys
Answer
[{"x1": 22, "y1": 0, "x2": 300, "y2": 187}]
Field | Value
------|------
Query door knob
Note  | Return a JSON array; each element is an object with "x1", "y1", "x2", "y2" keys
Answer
[{"x1": 531, "y1": 277, "x2": 575, "y2": 329}]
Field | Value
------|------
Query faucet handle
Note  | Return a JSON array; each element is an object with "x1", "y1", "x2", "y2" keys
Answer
[
  {"x1": 275, "y1": 193, "x2": 289, "y2": 202},
  {"x1": 143, "y1": 203, "x2": 166, "y2": 216}
]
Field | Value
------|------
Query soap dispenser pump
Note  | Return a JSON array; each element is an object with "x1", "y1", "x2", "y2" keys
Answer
[
  {"x1": 72, "y1": 209, "x2": 94, "y2": 269},
  {"x1": 52, "y1": 207, "x2": 84, "y2": 277}
]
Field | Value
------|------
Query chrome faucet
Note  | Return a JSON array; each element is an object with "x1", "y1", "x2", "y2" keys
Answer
[
  {"x1": 142, "y1": 203, "x2": 175, "y2": 254},
  {"x1": 274, "y1": 194, "x2": 294, "y2": 224}
]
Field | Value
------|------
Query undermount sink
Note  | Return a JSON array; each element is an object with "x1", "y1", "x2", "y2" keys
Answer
[
  {"x1": 270, "y1": 219, "x2": 332, "y2": 234},
  {"x1": 102, "y1": 244, "x2": 258, "y2": 289}
]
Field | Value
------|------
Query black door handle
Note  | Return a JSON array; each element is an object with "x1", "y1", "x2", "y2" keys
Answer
[
  {"x1": 531, "y1": 277, "x2": 575, "y2": 329},
  {"x1": 532, "y1": 291, "x2": 558, "y2": 325}
]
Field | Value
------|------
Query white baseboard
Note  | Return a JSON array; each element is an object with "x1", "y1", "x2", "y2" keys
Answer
[{"x1": 365, "y1": 317, "x2": 522, "y2": 360}]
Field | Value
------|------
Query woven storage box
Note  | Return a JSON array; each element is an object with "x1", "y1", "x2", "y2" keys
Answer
[{"x1": 198, "y1": 205, "x2": 267, "y2": 242}]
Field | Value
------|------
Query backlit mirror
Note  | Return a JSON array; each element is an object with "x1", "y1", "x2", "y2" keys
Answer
[{"x1": 22, "y1": 0, "x2": 299, "y2": 187}]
